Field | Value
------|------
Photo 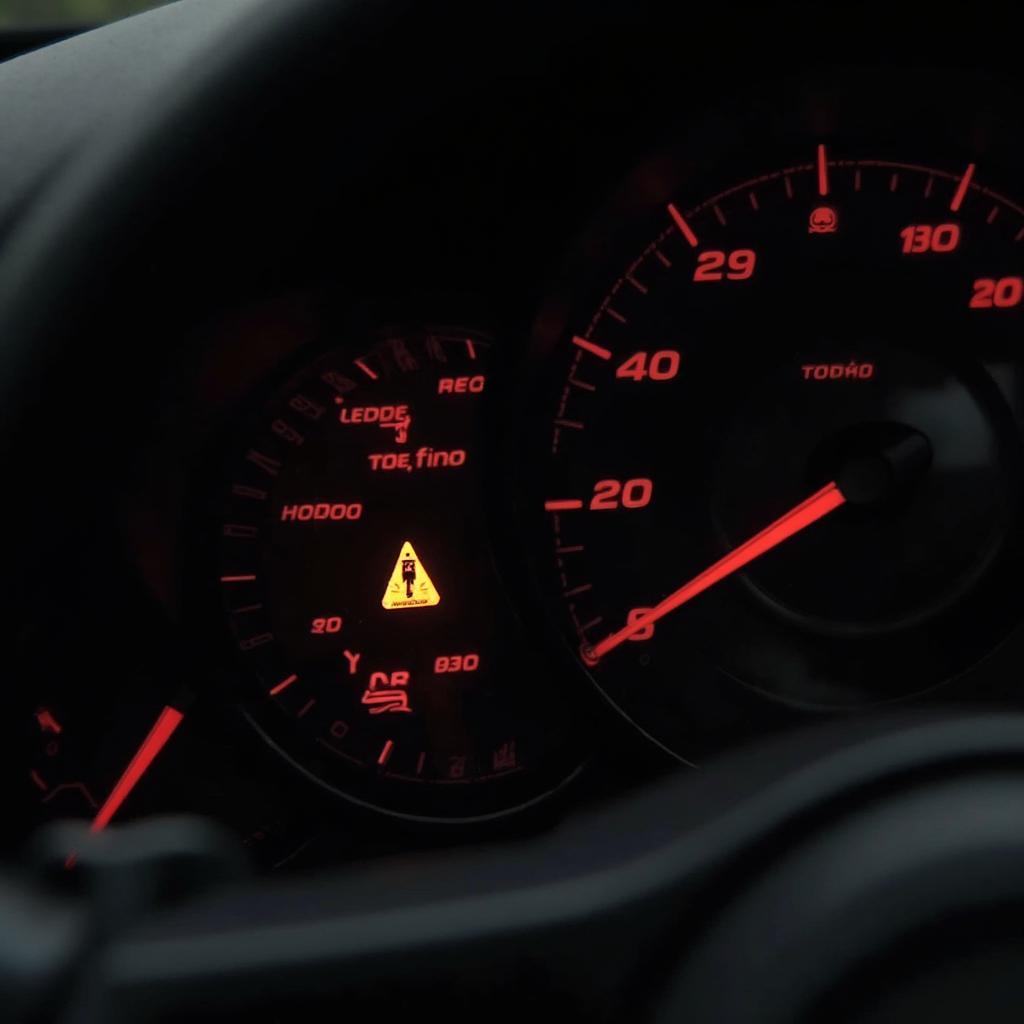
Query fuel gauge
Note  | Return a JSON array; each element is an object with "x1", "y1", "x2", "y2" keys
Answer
[{"x1": 22, "y1": 685, "x2": 310, "y2": 870}]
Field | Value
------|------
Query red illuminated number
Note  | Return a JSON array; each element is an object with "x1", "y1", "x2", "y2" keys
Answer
[
  {"x1": 694, "y1": 251, "x2": 725, "y2": 280},
  {"x1": 648, "y1": 351, "x2": 680, "y2": 379},
  {"x1": 590, "y1": 478, "x2": 653, "y2": 510},
  {"x1": 615, "y1": 350, "x2": 681, "y2": 381},
  {"x1": 434, "y1": 654, "x2": 481, "y2": 674},
  {"x1": 621, "y1": 479, "x2": 653, "y2": 508},
  {"x1": 311, "y1": 616, "x2": 343, "y2": 634},
  {"x1": 693, "y1": 249, "x2": 757, "y2": 282},
  {"x1": 627, "y1": 607, "x2": 655, "y2": 641},
  {"x1": 590, "y1": 480, "x2": 619, "y2": 510},
  {"x1": 900, "y1": 224, "x2": 960, "y2": 254},
  {"x1": 970, "y1": 277, "x2": 1024, "y2": 309},
  {"x1": 728, "y1": 251, "x2": 757, "y2": 280}
]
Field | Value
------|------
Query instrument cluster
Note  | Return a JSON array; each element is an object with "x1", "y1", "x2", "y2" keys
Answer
[{"x1": 15, "y1": 69, "x2": 1024, "y2": 870}]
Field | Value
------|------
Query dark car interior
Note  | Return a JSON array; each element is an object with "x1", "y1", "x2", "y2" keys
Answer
[{"x1": 4, "y1": 1, "x2": 1024, "y2": 1020}]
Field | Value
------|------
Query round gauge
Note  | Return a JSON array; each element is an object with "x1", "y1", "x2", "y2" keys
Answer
[
  {"x1": 14, "y1": 562, "x2": 310, "y2": 870},
  {"x1": 219, "y1": 328, "x2": 581, "y2": 819},
  {"x1": 525, "y1": 150, "x2": 1024, "y2": 762}
]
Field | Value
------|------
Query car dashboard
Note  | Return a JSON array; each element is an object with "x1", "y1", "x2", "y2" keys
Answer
[
  {"x1": 5, "y1": 0, "x2": 1024, "y2": 872},
  {"x1": 5, "y1": 3, "x2": 1024, "y2": 1020}
]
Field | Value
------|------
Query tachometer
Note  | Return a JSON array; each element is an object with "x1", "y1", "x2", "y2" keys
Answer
[
  {"x1": 220, "y1": 328, "x2": 581, "y2": 819},
  {"x1": 525, "y1": 150, "x2": 1024, "y2": 762}
]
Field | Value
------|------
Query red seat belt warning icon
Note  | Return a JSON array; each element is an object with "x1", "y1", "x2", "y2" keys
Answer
[{"x1": 382, "y1": 541, "x2": 441, "y2": 610}]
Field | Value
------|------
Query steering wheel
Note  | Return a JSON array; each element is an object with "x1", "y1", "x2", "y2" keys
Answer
[{"x1": 4, "y1": 3, "x2": 1024, "y2": 1021}]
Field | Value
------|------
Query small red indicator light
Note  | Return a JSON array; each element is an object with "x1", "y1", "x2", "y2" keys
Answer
[
  {"x1": 809, "y1": 207, "x2": 838, "y2": 234},
  {"x1": 36, "y1": 709, "x2": 63, "y2": 735}
]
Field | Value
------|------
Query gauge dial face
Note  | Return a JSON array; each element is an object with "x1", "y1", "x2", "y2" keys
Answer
[
  {"x1": 220, "y1": 330, "x2": 579, "y2": 819},
  {"x1": 528, "y1": 153, "x2": 1024, "y2": 762}
]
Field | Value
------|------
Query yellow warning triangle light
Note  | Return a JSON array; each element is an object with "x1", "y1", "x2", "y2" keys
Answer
[{"x1": 381, "y1": 541, "x2": 441, "y2": 611}]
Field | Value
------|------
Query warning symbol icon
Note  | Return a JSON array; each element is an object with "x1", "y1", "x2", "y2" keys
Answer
[{"x1": 382, "y1": 541, "x2": 441, "y2": 610}]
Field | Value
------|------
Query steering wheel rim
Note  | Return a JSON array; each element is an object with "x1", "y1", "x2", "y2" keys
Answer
[
  {"x1": 17, "y1": 713, "x2": 1024, "y2": 1022},
  {"x1": 0, "y1": 0, "x2": 332, "y2": 436}
]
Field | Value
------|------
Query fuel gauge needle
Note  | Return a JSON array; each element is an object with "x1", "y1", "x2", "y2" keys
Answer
[
  {"x1": 90, "y1": 704, "x2": 185, "y2": 833},
  {"x1": 582, "y1": 480, "x2": 847, "y2": 665}
]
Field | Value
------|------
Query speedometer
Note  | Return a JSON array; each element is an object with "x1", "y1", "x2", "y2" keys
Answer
[{"x1": 525, "y1": 148, "x2": 1024, "y2": 762}]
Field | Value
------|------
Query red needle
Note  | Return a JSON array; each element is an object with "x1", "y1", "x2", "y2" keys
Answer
[
  {"x1": 89, "y1": 705, "x2": 185, "y2": 833},
  {"x1": 582, "y1": 480, "x2": 847, "y2": 665}
]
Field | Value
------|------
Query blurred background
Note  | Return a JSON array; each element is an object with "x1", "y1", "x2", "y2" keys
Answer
[{"x1": 0, "y1": 0, "x2": 167, "y2": 26}]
